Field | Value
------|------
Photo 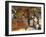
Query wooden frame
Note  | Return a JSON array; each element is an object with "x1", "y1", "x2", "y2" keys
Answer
[{"x1": 5, "y1": 1, "x2": 45, "y2": 36}]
